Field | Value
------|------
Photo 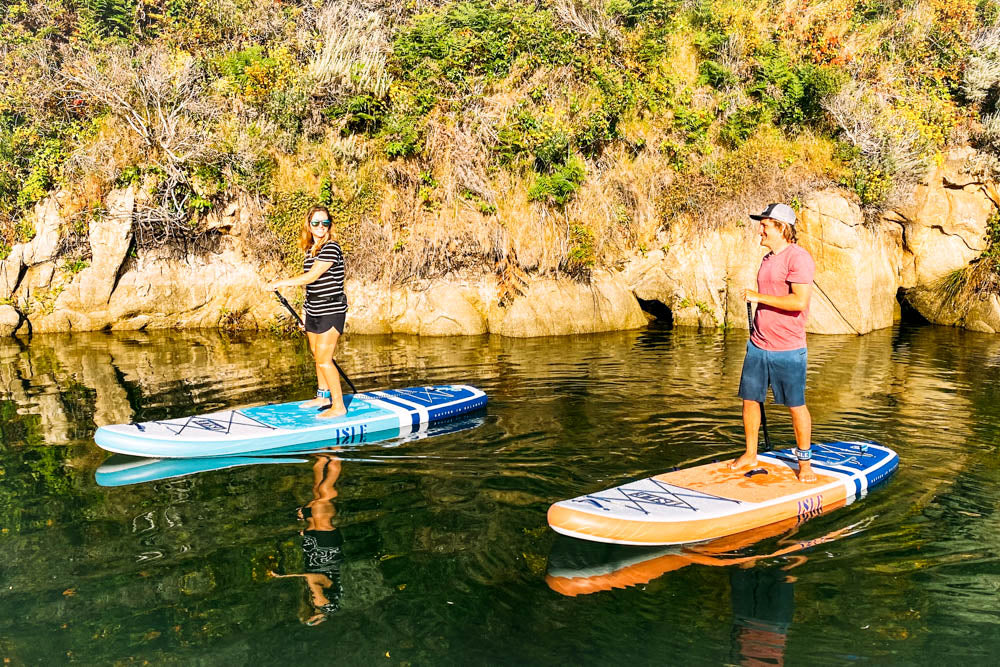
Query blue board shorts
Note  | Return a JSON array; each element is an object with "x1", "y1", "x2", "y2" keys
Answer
[{"x1": 738, "y1": 341, "x2": 807, "y2": 407}]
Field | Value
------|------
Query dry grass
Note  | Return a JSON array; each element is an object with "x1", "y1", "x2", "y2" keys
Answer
[
  {"x1": 660, "y1": 128, "x2": 841, "y2": 232},
  {"x1": 963, "y1": 27, "x2": 1000, "y2": 106},
  {"x1": 60, "y1": 46, "x2": 219, "y2": 175},
  {"x1": 63, "y1": 115, "x2": 147, "y2": 204},
  {"x1": 306, "y1": 1, "x2": 392, "y2": 100},
  {"x1": 552, "y1": 0, "x2": 622, "y2": 45}
]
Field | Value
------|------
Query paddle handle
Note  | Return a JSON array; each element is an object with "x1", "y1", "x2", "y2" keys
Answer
[
  {"x1": 273, "y1": 290, "x2": 358, "y2": 395},
  {"x1": 745, "y1": 300, "x2": 772, "y2": 451}
]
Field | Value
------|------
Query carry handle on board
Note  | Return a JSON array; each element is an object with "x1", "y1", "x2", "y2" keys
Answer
[
  {"x1": 746, "y1": 301, "x2": 773, "y2": 452},
  {"x1": 273, "y1": 290, "x2": 359, "y2": 395}
]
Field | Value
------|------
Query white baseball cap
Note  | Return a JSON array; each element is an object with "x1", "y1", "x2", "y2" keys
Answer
[{"x1": 750, "y1": 203, "x2": 796, "y2": 226}]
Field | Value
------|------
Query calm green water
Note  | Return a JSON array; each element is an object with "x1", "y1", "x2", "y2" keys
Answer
[{"x1": 2, "y1": 324, "x2": 1000, "y2": 665}]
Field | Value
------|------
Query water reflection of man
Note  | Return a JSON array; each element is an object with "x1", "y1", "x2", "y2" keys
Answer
[
  {"x1": 268, "y1": 454, "x2": 344, "y2": 626},
  {"x1": 729, "y1": 562, "x2": 796, "y2": 667}
]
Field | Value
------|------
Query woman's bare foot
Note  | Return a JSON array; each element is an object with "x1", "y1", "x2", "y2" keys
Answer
[
  {"x1": 301, "y1": 396, "x2": 331, "y2": 409},
  {"x1": 317, "y1": 405, "x2": 348, "y2": 419},
  {"x1": 729, "y1": 452, "x2": 758, "y2": 470}
]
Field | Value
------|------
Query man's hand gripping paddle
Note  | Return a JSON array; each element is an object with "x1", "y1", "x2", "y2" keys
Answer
[{"x1": 273, "y1": 290, "x2": 359, "y2": 395}]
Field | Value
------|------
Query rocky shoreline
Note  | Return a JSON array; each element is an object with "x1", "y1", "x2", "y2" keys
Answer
[{"x1": 1, "y1": 149, "x2": 997, "y2": 338}]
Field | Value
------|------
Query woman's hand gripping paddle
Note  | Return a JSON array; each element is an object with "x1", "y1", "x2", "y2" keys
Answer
[
  {"x1": 273, "y1": 291, "x2": 359, "y2": 395},
  {"x1": 746, "y1": 302, "x2": 773, "y2": 452}
]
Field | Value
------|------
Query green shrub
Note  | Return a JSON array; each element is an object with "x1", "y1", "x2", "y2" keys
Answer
[
  {"x1": 534, "y1": 128, "x2": 571, "y2": 171},
  {"x1": 64, "y1": 259, "x2": 89, "y2": 274},
  {"x1": 392, "y1": 1, "x2": 575, "y2": 89},
  {"x1": 528, "y1": 156, "x2": 586, "y2": 207},
  {"x1": 383, "y1": 115, "x2": 423, "y2": 158},
  {"x1": 266, "y1": 190, "x2": 314, "y2": 267},
  {"x1": 565, "y1": 222, "x2": 596, "y2": 272},
  {"x1": 720, "y1": 104, "x2": 772, "y2": 147},
  {"x1": 983, "y1": 211, "x2": 1000, "y2": 262},
  {"x1": 217, "y1": 46, "x2": 293, "y2": 108},
  {"x1": 842, "y1": 155, "x2": 895, "y2": 208},
  {"x1": 76, "y1": 0, "x2": 138, "y2": 42},
  {"x1": 698, "y1": 60, "x2": 736, "y2": 88},
  {"x1": 624, "y1": 0, "x2": 685, "y2": 26},
  {"x1": 0, "y1": 113, "x2": 76, "y2": 237},
  {"x1": 576, "y1": 69, "x2": 636, "y2": 157},
  {"x1": 673, "y1": 103, "x2": 713, "y2": 145},
  {"x1": 328, "y1": 93, "x2": 389, "y2": 135},
  {"x1": 495, "y1": 109, "x2": 541, "y2": 165}
]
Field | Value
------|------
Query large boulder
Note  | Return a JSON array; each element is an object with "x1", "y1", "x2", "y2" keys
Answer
[
  {"x1": 346, "y1": 271, "x2": 646, "y2": 337},
  {"x1": 490, "y1": 270, "x2": 648, "y2": 337},
  {"x1": 23, "y1": 193, "x2": 286, "y2": 333},
  {"x1": 347, "y1": 280, "x2": 488, "y2": 335},
  {"x1": 0, "y1": 305, "x2": 19, "y2": 335},
  {"x1": 0, "y1": 195, "x2": 63, "y2": 298},
  {"x1": 888, "y1": 148, "x2": 999, "y2": 326},
  {"x1": 624, "y1": 220, "x2": 757, "y2": 329},
  {"x1": 797, "y1": 190, "x2": 905, "y2": 334},
  {"x1": 63, "y1": 186, "x2": 135, "y2": 307},
  {"x1": 964, "y1": 294, "x2": 1000, "y2": 333},
  {"x1": 895, "y1": 148, "x2": 993, "y2": 288}
]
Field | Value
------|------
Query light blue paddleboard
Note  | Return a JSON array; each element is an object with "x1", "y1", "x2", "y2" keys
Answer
[{"x1": 94, "y1": 384, "x2": 487, "y2": 458}]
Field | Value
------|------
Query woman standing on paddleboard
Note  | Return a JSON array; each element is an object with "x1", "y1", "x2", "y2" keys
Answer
[{"x1": 268, "y1": 206, "x2": 348, "y2": 419}]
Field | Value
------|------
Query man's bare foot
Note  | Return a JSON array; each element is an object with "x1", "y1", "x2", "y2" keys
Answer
[
  {"x1": 317, "y1": 405, "x2": 348, "y2": 419},
  {"x1": 729, "y1": 453, "x2": 758, "y2": 470},
  {"x1": 797, "y1": 464, "x2": 817, "y2": 483},
  {"x1": 301, "y1": 396, "x2": 330, "y2": 409}
]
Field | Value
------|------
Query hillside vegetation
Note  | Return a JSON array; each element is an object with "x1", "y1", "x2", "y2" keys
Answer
[{"x1": 1, "y1": 0, "x2": 998, "y2": 287}]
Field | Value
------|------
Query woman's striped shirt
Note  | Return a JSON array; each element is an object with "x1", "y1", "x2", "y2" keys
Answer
[{"x1": 304, "y1": 240, "x2": 348, "y2": 316}]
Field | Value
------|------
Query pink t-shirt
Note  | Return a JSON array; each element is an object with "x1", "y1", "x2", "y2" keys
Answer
[{"x1": 750, "y1": 244, "x2": 815, "y2": 351}]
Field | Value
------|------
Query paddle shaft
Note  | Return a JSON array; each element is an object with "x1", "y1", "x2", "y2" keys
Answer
[
  {"x1": 273, "y1": 291, "x2": 358, "y2": 395},
  {"x1": 746, "y1": 301, "x2": 773, "y2": 452}
]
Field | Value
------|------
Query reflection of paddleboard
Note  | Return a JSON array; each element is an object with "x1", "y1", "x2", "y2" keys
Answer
[
  {"x1": 96, "y1": 414, "x2": 487, "y2": 487},
  {"x1": 547, "y1": 442, "x2": 897, "y2": 546},
  {"x1": 546, "y1": 508, "x2": 868, "y2": 597},
  {"x1": 95, "y1": 384, "x2": 487, "y2": 458},
  {"x1": 95, "y1": 454, "x2": 308, "y2": 487}
]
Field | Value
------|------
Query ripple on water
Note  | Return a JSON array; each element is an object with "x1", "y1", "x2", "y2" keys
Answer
[{"x1": 2, "y1": 324, "x2": 1000, "y2": 663}]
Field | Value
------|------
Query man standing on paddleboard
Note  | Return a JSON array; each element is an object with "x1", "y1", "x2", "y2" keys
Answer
[{"x1": 731, "y1": 203, "x2": 817, "y2": 482}]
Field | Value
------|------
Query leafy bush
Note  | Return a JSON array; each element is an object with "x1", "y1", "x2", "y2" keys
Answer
[
  {"x1": 565, "y1": 222, "x2": 596, "y2": 273},
  {"x1": 328, "y1": 93, "x2": 390, "y2": 135},
  {"x1": 76, "y1": 0, "x2": 138, "y2": 42},
  {"x1": 720, "y1": 104, "x2": 771, "y2": 148},
  {"x1": 218, "y1": 47, "x2": 294, "y2": 107},
  {"x1": 534, "y1": 128, "x2": 571, "y2": 171},
  {"x1": 528, "y1": 156, "x2": 586, "y2": 206},
  {"x1": 575, "y1": 69, "x2": 636, "y2": 157},
  {"x1": 392, "y1": 1, "x2": 575, "y2": 89},
  {"x1": 383, "y1": 115, "x2": 423, "y2": 158},
  {"x1": 0, "y1": 112, "x2": 77, "y2": 243}
]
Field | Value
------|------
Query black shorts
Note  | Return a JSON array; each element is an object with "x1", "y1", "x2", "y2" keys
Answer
[{"x1": 305, "y1": 312, "x2": 346, "y2": 335}]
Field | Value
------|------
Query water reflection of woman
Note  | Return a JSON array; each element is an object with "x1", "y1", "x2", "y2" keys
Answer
[{"x1": 269, "y1": 454, "x2": 344, "y2": 626}]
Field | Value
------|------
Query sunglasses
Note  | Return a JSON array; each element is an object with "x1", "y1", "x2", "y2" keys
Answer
[{"x1": 310, "y1": 219, "x2": 332, "y2": 228}]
